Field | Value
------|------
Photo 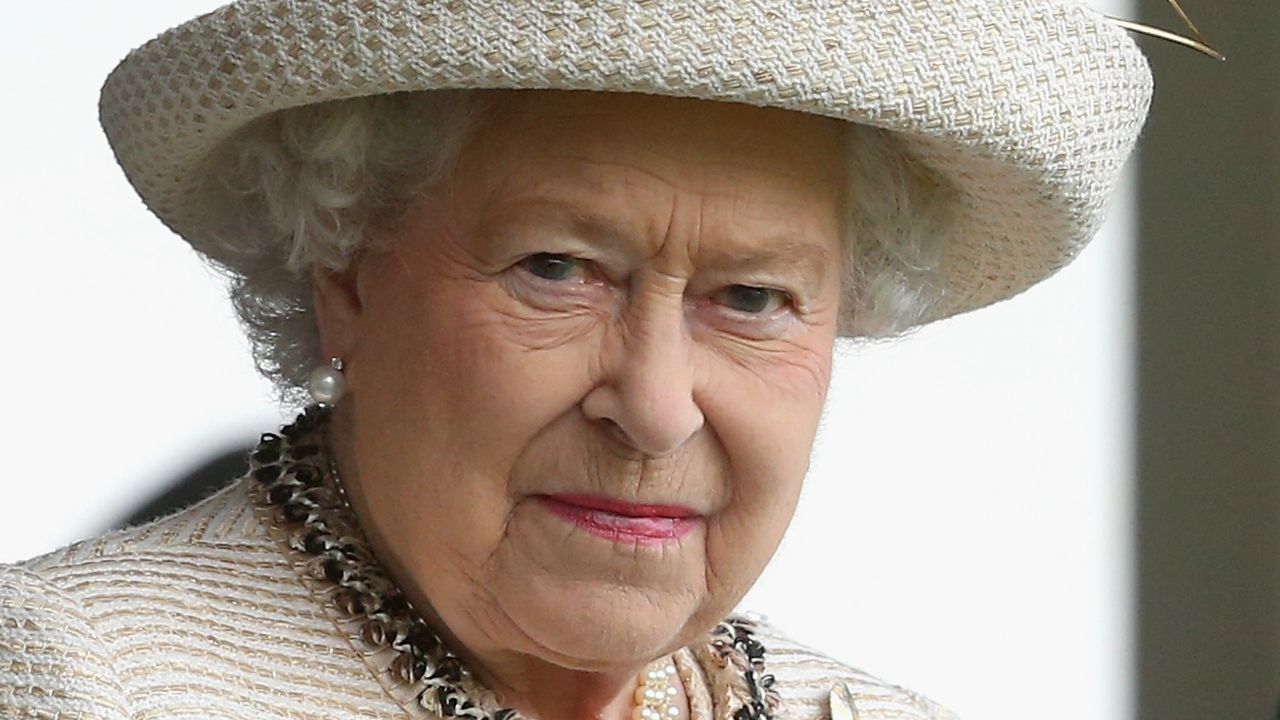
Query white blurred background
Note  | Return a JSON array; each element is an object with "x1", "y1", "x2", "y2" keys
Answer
[{"x1": 1, "y1": 3, "x2": 1136, "y2": 720}]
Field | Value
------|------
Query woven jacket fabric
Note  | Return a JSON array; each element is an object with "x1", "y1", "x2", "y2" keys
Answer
[{"x1": 0, "y1": 475, "x2": 956, "y2": 720}]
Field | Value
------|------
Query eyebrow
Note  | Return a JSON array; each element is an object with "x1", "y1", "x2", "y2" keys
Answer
[
  {"x1": 480, "y1": 201, "x2": 635, "y2": 261},
  {"x1": 697, "y1": 240, "x2": 837, "y2": 293}
]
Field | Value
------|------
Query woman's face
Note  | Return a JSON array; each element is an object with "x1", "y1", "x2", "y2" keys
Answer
[{"x1": 319, "y1": 90, "x2": 846, "y2": 672}]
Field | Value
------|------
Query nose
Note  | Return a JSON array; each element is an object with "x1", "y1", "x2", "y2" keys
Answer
[{"x1": 581, "y1": 295, "x2": 705, "y2": 457}]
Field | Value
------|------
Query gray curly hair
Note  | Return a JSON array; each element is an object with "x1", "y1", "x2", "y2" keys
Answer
[{"x1": 197, "y1": 90, "x2": 956, "y2": 402}]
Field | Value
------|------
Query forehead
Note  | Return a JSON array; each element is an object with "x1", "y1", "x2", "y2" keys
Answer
[{"x1": 448, "y1": 90, "x2": 848, "y2": 263}]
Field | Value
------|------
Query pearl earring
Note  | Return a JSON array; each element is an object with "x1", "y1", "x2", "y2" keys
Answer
[{"x1": 308, "y1": 357, "x2": 346, "y2": 405}]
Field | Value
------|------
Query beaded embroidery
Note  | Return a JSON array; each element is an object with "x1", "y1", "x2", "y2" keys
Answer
[{"x1": 247, "y1": 406, "x2": 779, "y2": 720}]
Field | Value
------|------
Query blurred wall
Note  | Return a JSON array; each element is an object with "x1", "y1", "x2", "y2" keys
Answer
[{"x1": 1135, "y1": 3, "x2": 1280, "y2": 719}]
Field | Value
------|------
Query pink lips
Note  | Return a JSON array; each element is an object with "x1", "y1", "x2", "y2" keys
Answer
[{"x1": 538, "y1": 494, "x2": 699, "y2": 545}]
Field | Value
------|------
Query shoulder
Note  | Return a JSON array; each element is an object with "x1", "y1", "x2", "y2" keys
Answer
[
  {"x1": 0, "y1": 475, "x2": 310, "y2": 715},
  {"x1": 0, "y1": 563, "x2": 130, "y2": 718},
  {"x1": 1, "y1": 474, "x2": 427, "y2": 717},
  {"x1": 9, "y1": 474, "x2": 285, "y2": 619},
  {"x1": 21, "y1": 473, "x2": 270, "y2": 574},
  {"x1": 751, "y1": 617, "x2": 959, "y2": 720}
]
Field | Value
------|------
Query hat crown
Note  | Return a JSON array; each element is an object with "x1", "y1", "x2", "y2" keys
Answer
[{"x1": 100, "y1": 0, "x2": 1152, "y2": 323}]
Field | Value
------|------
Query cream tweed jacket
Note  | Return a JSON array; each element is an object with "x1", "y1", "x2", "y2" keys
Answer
[{"x1": 0, "y1": 475, "x2": 956, "y2": 720}]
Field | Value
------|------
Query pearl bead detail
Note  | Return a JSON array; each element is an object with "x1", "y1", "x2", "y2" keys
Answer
[
  {"x1": 633, "y1": 659, "x2": 680, "y2": 720},
  {"x1": 308, "y1": 357, "x2": 346, "y2": 405}
]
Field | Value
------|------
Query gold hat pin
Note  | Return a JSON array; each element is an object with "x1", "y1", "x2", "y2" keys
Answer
[{"x1": 1106, "y1": 0, "x2": 1226, "y2": 61}]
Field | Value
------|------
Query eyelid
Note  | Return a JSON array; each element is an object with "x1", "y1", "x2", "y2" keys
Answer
[
  {"x1": 518, "y1": 253, "x2": 591, "y2": 281},
  {"x1": 712, "y1": 284, "x2": 794, "y2": 312}
]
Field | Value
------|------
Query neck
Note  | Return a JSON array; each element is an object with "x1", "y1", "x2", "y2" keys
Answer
[{"x1": 469, "y1": 653, "x2": 666, "y2": 720}]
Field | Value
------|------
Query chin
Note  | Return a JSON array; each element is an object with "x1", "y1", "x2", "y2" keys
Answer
[
  {"x1": 474, "y1": 496, "x2": 727, "y2": 668},
  {"x1": 494, "y1": 575, "x2": 706, "y2": 669}
]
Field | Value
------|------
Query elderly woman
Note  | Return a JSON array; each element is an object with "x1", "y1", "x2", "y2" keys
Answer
[{"x1": 0, "y1": 1, "x2": 1154, "y2": 719}]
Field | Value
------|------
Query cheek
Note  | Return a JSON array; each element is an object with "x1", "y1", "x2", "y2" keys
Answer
[
  {"x1": 709, "y1": 360, "x2": 829, "y2": 505},
  {"x1": 437, "y1": 292, "x2": 606, "y2": 453},
  {"x1": 702, "y1": 332, "x2": 834, "y2": 469},
  {"x1": 346, "y1": 267, "x2": 616, "y2": 618},
  {"x1": 356, "y1": 270, "x2": 604, "y2": 485},
  {"x1": 696, "y1": 338, "x2": 833, "y2": 594}
]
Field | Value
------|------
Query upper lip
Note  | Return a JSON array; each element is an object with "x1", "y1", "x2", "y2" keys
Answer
[{"x1": 542, "y1": 493, "x2": 699, "y2": 518}]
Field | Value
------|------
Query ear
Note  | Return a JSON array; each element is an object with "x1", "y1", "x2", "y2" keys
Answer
[{"x1": 312, "y1": 263, "x2": 363, "y2": 363}]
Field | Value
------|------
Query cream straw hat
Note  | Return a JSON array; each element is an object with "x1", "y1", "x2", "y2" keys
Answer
[{"x1": 99, "y1": 0, "x2": 1152, "y2": 324}]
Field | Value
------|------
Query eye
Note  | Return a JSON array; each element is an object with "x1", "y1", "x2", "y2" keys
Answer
[
  {"x1": 713, "y1": 285, "x2": 790, "y2": 315},
  {"x1": 520, "y1": 253, "x2": 585, "y2": 282}
]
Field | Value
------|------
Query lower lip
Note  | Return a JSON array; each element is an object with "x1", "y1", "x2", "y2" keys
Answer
[{"x1": 538, "y1": 496, "x2": 698, "y2": 545}]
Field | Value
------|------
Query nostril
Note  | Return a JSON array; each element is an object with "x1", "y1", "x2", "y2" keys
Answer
[{"x1": 598, "y1": 418, "x2": 632, "y2": 447}]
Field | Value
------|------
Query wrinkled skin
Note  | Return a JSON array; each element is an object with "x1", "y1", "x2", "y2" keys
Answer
[{"x1": 315, "y1": 90, "x2": 847, "y2": 720}]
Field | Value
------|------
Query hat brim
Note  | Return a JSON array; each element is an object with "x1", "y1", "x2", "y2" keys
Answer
[{"x1": 99, "y1": 0, "x2": 1152, "y2": 324}]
